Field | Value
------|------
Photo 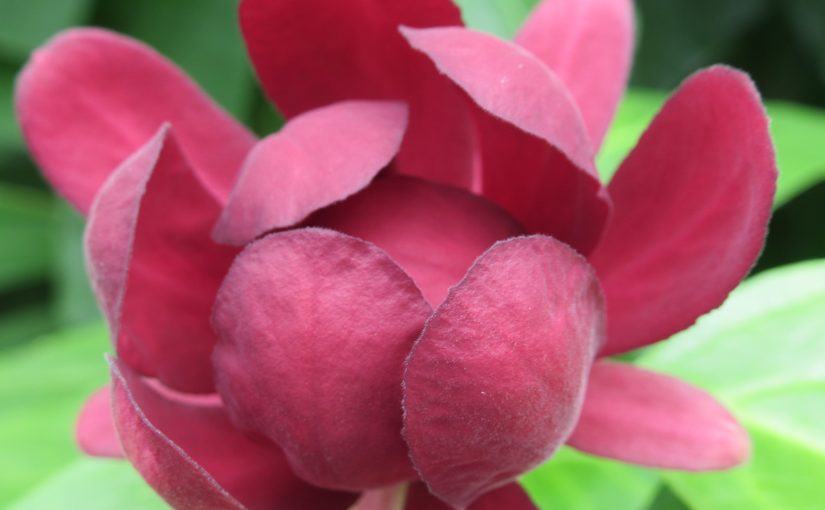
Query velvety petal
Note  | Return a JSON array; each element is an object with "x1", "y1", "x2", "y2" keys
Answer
[
  {"x1": 405, "y1": 482, "x2": 538, "y2": 510},
  {"x1": 403, "y1": 236, "x2": 605, "y2": 508},
  {"x1": 567, "y1": 361, "x2": 750, "y2": 470},
  {"x1": 109, "y1": 357, "x2": 357, "y2": 510},
  {"x1": 516, "y1": 0, "x2": 635, "y2": 149},
  {"x1": 588, "y1": 66, "x2": 777, "y2": 355},
  {"x1": 310, "y1": 175, "x2": 524, "y2": 306},
  {"x1": 401, "y1": 26, "x2": 609, "y2": 255},
  {"x1": 212, "y1": 228, "x2": 433, "y2": 491},
  {"x1": 76, "y1": 385, "x2": 122, "y2": 458},
  {"x1": 239, "y1": 0, "x2": 476, "y2": 189},
  {"x1": 15, "y1": 28, "x2": 254, "y2": 214},
  {"x1": 214, "y1": 100, "x2": 408, "y2": 246},
  {"x1": 85, "y1": 126, "x2": 238, "y2": 393}
]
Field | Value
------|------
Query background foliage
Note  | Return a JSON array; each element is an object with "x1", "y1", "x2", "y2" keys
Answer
[{"x1": 0, "y1": 0, "x2": 823, "y2": 508}]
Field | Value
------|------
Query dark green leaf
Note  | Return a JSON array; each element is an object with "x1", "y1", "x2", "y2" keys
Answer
[
  {"x1": 0, "y1": 0, "x2": 93, "y2": 60},
  {"x1": 0, "y1": 184, "x2": 54, "y2": 290}
]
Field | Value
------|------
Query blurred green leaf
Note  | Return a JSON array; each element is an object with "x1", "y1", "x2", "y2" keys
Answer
[
  {"x1": 0, "y1": 184, "x2": 54, "y2": 290},
  {"x1": 521, "y1": 447, "x2": 659, "y2": 510},
  {"x1": 8, "y1": 458, "x2": 166, "y2": 510},
  {"x1": 597, "y1": 89, "x2": 665, "y2": 182},
  {"x1": 599, "y1": 90, "x2": 825, "y2": 207},
  {"x1": 785, "y1": 0, "x2": 825, "y2": 84},
  {"x1": 768, "y1": 102, "x2": 825, "y2": 207},
  {"x1": 0, "y1": 0, "x2": 92, "y2": 60},
  {"x1": 94, "y1": 0, "x2": 255, "y2": 119},
  {"x1": 0, "y1": 322, "x2": 109, "y2": 505},
  {"x1": 632, "y1": 0, "x2": 771, "y2": 89},
  {"x1": 0, "y1": 63, "x2": 22, "y2": 153},
  {"x1": 645, "y1": 486, "x2": 692, "y2": 510},
  {"x1": 454, "y1": 0, "x2": 539, "y2": 39},
  {"x1": 0, "y1": 303, "x2": 54, "y2": 349},
  {"x1": 51, "y1": 202, "x2": 100, "y2": 327},
  {"x1": 638, "y1": 259, "x2": 825, "y2": 510}
]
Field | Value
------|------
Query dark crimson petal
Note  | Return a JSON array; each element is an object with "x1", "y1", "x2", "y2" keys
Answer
[
  {"x1": 85, "y1": 126, "x2": 238, "y2": 392},
  {"x1": 109, "y1": 357, "x2": 356, "y2": 510},
  {"x1": 405, "y1": 482, "x2": 538, "y2": 510},
  {"x1": 401, "y1": 26, "x2": 609, "y2": 255},
  {"x1": 214, "y1": 100, "x2": 408, "y2": 246},
  {"x1": 239, "y1": 0, "x2": 476, "y2": 189},
  {"x1": 15, "y1": 28, "x2": 254, "y2": 213},
  {"x1": 568, "y1": 361, "x2": 750, "y2": 470},
  {"x1": 588, "y1": 66, "x2": 777, "y2": 355},
  {"x1": 212, "y1": 229, "x2": 432, "y2": 491},
  {"x1": 310, "y1": 175, "x2": 524, "y2": 307},
  {"x1": 76, "y1": 385, "x2": 122, "y2": 458},
  {"x1": 516, "y1": 0, "x2": 635, "y2": 149},
  {"x1": 403, "y1": 236, "x2": 605, "y2": 508}
]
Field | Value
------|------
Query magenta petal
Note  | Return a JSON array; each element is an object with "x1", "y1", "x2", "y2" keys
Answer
[
  {"x1": 76, "y1": 386, "x2": 122, "y2": 458},
  {"x1": 405, "y1": 482, "x2": 537, "y2": 510},
  {"x1": 567, "y1": 361, "x2": 750, "y2": 470},
  {"x1": 85, "y1": 126, "x2": 238, "y2": 393},
  {"x1": 214, "y1": 100, "x2": 409, "y2": 246},
  {"x1": 403, "y1": 236, "x2": 605, "y2": 508},
  {"x1": 589, "y1": 66, "x2": 777, "y2": 355},
  {"x1": 212, "y1": 228, "x2": 432, "y2": 491},
  {"x1": 311, "y1": 175, "x2": 524, "y2": 307},
  {"x1": 516, "y1": 0, "x2": 635, "y2": 149},
  {"x1": 109, "y1": 358, "x2": 357, "y2": 510},
  {"x1": 15, "y1": 28, "x2": 254, "y2": 213},
  {"x1": 400, "y1": 26, "x2": 609, "y2": 254},
  {"x1": 239, "y1": 0, "x2": 476, "y2": 189}
]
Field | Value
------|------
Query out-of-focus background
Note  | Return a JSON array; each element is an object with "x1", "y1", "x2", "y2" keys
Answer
[{"x1": 0, "y1": 1, "x2": 823, "y2": 509}]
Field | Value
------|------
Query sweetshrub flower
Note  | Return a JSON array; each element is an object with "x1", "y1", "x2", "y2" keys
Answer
[{"x1": 16, "y1": 0, "x2": 776, "y2": 508}]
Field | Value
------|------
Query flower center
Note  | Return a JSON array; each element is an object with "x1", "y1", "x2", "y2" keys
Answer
[{"x1": 308, "y1": 174, "x2": 524, "y2": 306}]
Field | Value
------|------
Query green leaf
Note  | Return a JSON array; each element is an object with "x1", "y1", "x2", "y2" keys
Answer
[
  {"x1": 598, "y1": 90, "x2": 825, "y2": 207},
  {"x1": 0, "y1": 0, "x2": 92, "y2": 60},
  {"x1": 521, "y1": 447, "x2": 659, "y2": 510},
  {"x1": 767, "y1": 102, "x2": 825, "y2": 207},
  {"x1": 8, "y1": 459, "x2": 166, "y2": 510},
  {"x1": 0, "y1": 184, "x2": 54, "y2": 290},
  {"x1": 597, "y1": 89, "x2": 665, "y2": 183},
  {"x1": 0, "y1": 63, "x2": 23, "y2": 154},
  {"x1": 94, "y1": 0, "x2": 255, "y2": 119},
  {"x1": 453, "y1": 0, "x2": 539, "y2": 39},
  {"x1": 51, "y1": 202, "x2": 100, "y2": 327},
  {"x1": 637, "y1": 259, "x2": 825, "y2": 510},
  {"x1": 0, "y1": 303, "x2": 55, "y2": 350},
  {"x1": 0, "y1": 322, "x2": 109, "y2": 505}
]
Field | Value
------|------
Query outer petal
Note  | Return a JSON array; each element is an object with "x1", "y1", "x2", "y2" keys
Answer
[
  {"x1": 516, "y1": 0, "x2": 635, "y2": 149},
  {"x1": 589, "y1": 66, "x2": 777, "y2": 355},
  {"x1": 109, "y1": 358, "x2": 356, "y2": 510},
  {"x1": 567, "y1": 361, "x2": 750, "y2": 470},
  {"x1": 212, "y1": 229, "x2": 433, "y2": 491},
  {"x1": 403, "y1": 236, "x2": 605, "y2": 508},
  {"x1": 76, "y1": 385, "x2": 122, "y2": 458},
  {"x1": 15, "y1": 28, "x2": 254, "y2": 213},
  {"x1": 214, "y1": 100, "x2": 408, "y2": 246},
  {"x1": 310, "y1": 175, "x2": 524, "y2": 307},
  {"x1": 405, "y1": 482, "x2": 537, "y2": 510},
  {"x1": 239, "y1": 0, "x2": 476, "y2": 189},
  {"x1": 401, "y1": 26, "x2": 609, "y2": 255},
  {"x1": 85, "y1": 126, "x2": 238, "y2": 393}
]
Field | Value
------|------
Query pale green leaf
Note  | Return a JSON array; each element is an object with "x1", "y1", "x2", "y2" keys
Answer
[
  {"x1": 638, "y1": 260, "x2": 825, "y2": 510},
  {"x1": 8, "y1": 459, "x2": 166, "y2": 510},
  {"x1": 0, "y1": 322, "x2": 109, "y2": 505},
  {"x1": 521, "y1": 447, "x2": 659, "y2": 510},
  {"x1": 454, "y1": 0, "x2": 539, "y2": 39}
]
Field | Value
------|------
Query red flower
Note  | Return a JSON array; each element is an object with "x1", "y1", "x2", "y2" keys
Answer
[{"x1": 17, "y1": 0, "x2": 775, "y2": 508}]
